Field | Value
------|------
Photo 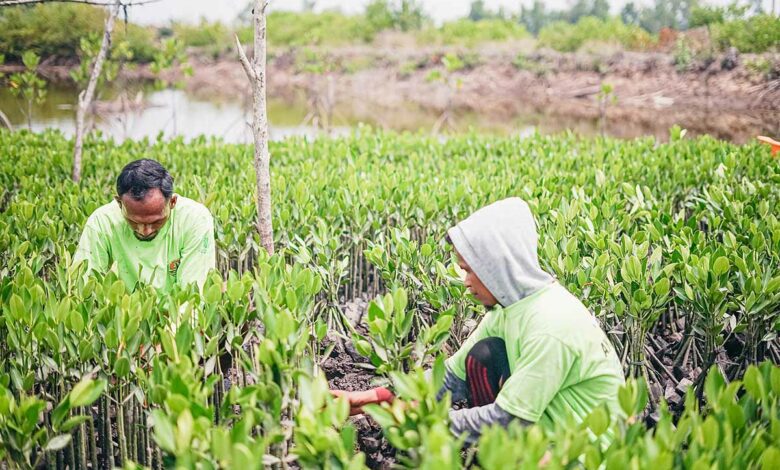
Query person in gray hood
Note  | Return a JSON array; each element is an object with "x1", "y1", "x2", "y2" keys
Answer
[{"x1": 333, "y1": 198, "x2": 625, "y2": 444}]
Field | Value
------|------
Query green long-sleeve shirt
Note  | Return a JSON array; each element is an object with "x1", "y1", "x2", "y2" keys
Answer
[
  {"x1": 73, "y1": 196, "x2": 215, "y2": 293},
  {"x1": 446, "y1": 282, "x2": 625, "y2": 432}
]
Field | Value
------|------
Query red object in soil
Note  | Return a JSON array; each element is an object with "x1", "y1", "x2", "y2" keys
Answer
[{"x1": 757, "y1": 136, "x2": 780, "y2": 156}]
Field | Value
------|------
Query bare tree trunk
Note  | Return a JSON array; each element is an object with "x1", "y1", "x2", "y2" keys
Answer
[
  {"x1": 72, "y1": 0, "x2": 119, "y2": 183},
  {"x1": 0, "y1": 109, "x2": 12, "y2": 130},
  {"x1": 236, "y1": 0, "x2": 274, "y2": 255}
]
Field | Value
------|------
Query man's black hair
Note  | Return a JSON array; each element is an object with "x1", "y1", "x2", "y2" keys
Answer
[{"x1": 116, "y1": 159, "x2": 174, "y2": 201}]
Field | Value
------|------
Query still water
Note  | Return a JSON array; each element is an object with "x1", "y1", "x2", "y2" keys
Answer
[
  {"x1": 0, "y1": 84, "x2": 357, "y2": 142},
  {"x1": 0, "y1": 82, "x2": 545, "y2": 143},
  {"x1": 1, "y1": 82, "x2": 775, "y2": 143}
]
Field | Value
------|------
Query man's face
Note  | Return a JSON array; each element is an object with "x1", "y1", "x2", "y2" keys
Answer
[
  {"x1": 455, "y1": 250, "x2": 498, "y2": 308},
  {"x1": 116, "y1": 189, "x2": 177, "y2": 241}
]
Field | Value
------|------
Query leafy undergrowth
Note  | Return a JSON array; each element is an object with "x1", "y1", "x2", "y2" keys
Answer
[{"x1": 1, "y1": 128, "x2": 779, "y2": 468}]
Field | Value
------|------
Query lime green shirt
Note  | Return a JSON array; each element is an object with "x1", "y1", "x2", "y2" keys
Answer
[
  {"x1": 446, "y1": 282, "x2": 624, "y2": 431},
  {"x1": 74, "y1": 196, "x2": 215, "y2": 293}
]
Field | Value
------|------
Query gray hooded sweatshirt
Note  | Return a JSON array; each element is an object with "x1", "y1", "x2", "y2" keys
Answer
[{"x1": 439, "y1": 197, "x2": 555, "y2": 443}]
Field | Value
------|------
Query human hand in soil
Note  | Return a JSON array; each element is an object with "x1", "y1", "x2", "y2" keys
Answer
[{"x1": 331, "y1": 387, "x2": 394, "y2": 415}]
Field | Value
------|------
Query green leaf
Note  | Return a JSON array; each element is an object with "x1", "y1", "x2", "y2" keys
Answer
[
  {"x1": 176, "y1": 409, "x2": 193, "y2": 450},
  {"x1": 367, "y1": 301, "x2": 384, "y2": 322},
  {"x1": 743, "y1": 366, "x2": 766, "y2": 402},
  {"x1": 393, "y1": 288, "x2": 408, "y2": 317},
  {"x1": 353, "y1": 336, "x2": 372, "y2": 358},
  {"x1": 68, "y1": 378, "x2": 106, "y2": 408},
  {"x1": 152, "y1": 409, "x2": 177, "y2": 453},
  {"x1": 587, "y1": 406, "x2": 610, "y2": 436},
  {"x1": 8, "y1": 294, "x2": 24, "y2": 320},
  {"x1": 364, "y1": 404, "x2": 395, "y2": 428},
  {"x1": 45, "y1": 434, "x2": 72, "y2": 452},
  {"x1": 704, "y1": 365, "x2": 725, "y2": 405},
  {"x1": 420, "y1": 243, "x2": 433, "y2": 257},
  {"x1": 226, "y1": 280, "x2": 243, "y2": 302},
  {"x1": 204, "y1": 283, "x2": 222, "y2": 304},
  {"x1": 654, "y1": 277, "x2": 671, "y2": 298},
  {"x1": 761, "y1": 446, "x2": 780, "y2": 470},
  {"x1": 390, "y1": 372, "x2": 417, "y2": 400},
  {"x1": 61, "y1": 415, "x2": 91, "y2": 433},
  {"x1": 114, "y1": 357, "x2": 130, "y2": 378},
  {"x1": 712, "y1": 256, "x2": 730, "y2": 277}
]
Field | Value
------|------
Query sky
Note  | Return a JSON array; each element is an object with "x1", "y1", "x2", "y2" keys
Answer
[{"x1": 126, "y1": 1, "x2": 776, "y2": 26}]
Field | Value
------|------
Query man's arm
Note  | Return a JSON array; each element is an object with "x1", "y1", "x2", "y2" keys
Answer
[
  {"x1": 449, "y1": 335, "x2": 574, "y2": 443},
  {"x1": 177, "y1": 210, "x2": 216, "y2": 290},
  {"x1": 73, "y1": 219, "x2": 110, "y2": 274},
  {"x1": 445, "y1": 309, "x2": 497, "y2": 381},
  {"x1": 449, "y1": 403, "x2": 531, "y2": 444},
  {"x1": 429, "y1": 366, "x2": 468, "y2": 402}
]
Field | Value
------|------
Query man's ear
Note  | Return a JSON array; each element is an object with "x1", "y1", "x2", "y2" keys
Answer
[{"x1": 170, "y1": 194, "x2": 178, "y2": 209}]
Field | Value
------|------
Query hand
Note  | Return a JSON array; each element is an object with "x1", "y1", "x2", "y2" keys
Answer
[{"x1": 331, "y1": 388, "x2": 394, "y2": 415}]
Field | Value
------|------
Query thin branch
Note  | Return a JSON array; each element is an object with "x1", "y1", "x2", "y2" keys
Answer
[
  {"x1": 72, "y1": 0, "x2": 119, "y2": 182},
  {"x1": 0, "y1": 109, "x2": 12, "y2": 130},
  {"x1": 0, "y1": 0, "x2": 159, "y2": 6},
  {"x1": 235, "y1": 35, "x2": 256, "y2": 83}
]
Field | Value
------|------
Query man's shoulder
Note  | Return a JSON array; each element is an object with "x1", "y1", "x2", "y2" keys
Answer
[
  {"x1": 173, "y1": 196, "x2": 214, "y2": 230},
  {"x1": 85, "y1": 201, "x2": 123, "y2": 228},
  {"x1": 175, "y1": 196, "x2": 212, "y2": 216},
  {"x1": 516, "y1": 284, "x2": 597, "y2": 337}
]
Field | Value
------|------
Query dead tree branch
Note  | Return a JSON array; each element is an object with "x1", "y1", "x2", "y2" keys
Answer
[
  {"x1": 72, "y1": 0, "x2": 119, "y2": 183},
  {"x1": 235, "y1": 0, "x2": 274, "y2": 255}
]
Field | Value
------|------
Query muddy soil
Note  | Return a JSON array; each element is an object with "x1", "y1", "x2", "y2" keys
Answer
[
  {"x1": 322, "y1": 346, "x2": 396, "y2": 469},
  {"x1": 9, "y1": 45, "x2": 777, "y2": 142},
  {"x1": 178, "y1": 46, "x2": 780, "y2": 143}
]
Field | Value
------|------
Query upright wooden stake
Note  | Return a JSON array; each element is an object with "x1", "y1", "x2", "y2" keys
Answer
[{"x1": 236, "y1": 0, "x2": 275, "y2": 255}]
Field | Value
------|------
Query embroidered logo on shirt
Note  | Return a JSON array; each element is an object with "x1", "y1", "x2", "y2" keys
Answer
[{"x1": 168, "y1": 258, "x2": 181, "y2": 277}]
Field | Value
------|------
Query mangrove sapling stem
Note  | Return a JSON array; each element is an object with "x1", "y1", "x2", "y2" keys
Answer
[
  {"x1": 692, "y1": 345, "x2": 703, "y2": 371},
  {"x1": 215, "y1": 357, "x2": 224, "y2": 424},
  {"x1": 117, "y1": 392, "x2": 127, "y2": 464},
  {"x1": 674, "y1": 334, "x2": 693, "y2": 369},
  {"x1": 145, "y1": 413, "x2": 153, "y2": 467},
  {"x1": 155, "y1": 443, "x2": 162, "y2": 470},
  {"x1": 128, "y1": 394, "x2": 136, "y2": 462},
  {"x1": 129, "y1": 400, "x2": 137, "y2": 463},
  {"x1": 66, "y1": 423, "x2": 76, "y2": 470},
  {"x1": 87, "y1": 409, "x2": 98, "y2": 470},
  {"x1": 98, "y1": 395, "x2": 107, "y2": 469},
  {"x1": 79, "y1": 418, "x2": 88, "y2": 470},
  {"x1": 359, "y1": 250, "x2": 365, "y2": 298},
  {"x1": 768, "y1": 342, "x2": 780, "y2": 363},
  {"x1": 139, "y1": 408, "x2": 148, "y2": 467}
]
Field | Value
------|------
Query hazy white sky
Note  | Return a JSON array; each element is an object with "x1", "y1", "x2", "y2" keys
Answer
[{"x1": 126, "y1": 1, "x2": 775, "y2": 25}]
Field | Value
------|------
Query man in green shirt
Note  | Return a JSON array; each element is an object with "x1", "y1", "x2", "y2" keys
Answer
[
  {"x1": 334, "y1": 198, "x2": 625, "y2": 443},
  {"x1": 74, "y1": 159, "x2": 215, "y2": 294}
]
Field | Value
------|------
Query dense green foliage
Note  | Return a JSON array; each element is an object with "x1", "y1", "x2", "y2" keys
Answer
[
  {"x1": 711, "y1": 14, "x2": 780, "y2": 53},
  {"x1": 476, "y1": 362, "x2": 780, "y2": 469},
  {"x1": 1, "y1": 128, "x2": 780, "y2": 468},
  {"x1": 0, "y1": 4, "x2": 156, "y2": 62},
  {"x1": 538, "y1": 16, "x2": 656, "y2": 52},
  {"x1": 1, "y1": 1, "x2": 777, "y2": 61},
  {"x1": 0, "y1": 4, "x2": 104, "y2": 60},
  {"x1": 262, "y1": 11, "x2": 377, "y2": 46},
  {"x1": 416, "y1": 19, "x2": 529, "y2": 46}
]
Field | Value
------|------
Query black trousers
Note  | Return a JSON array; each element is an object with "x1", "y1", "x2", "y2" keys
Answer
[{"x1": 465, "y1": 337, "x2": 511, "y2": 407}]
